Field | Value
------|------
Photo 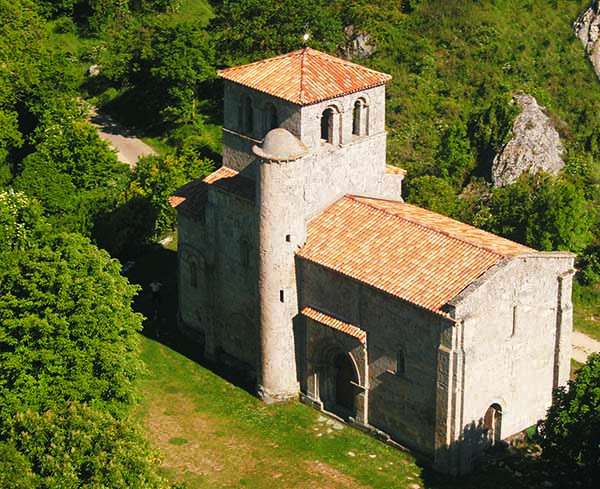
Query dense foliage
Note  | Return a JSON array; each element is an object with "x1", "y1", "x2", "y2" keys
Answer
[
  {"x1": 0, "y1": 403, "x2": 170, "y2": 489},
  {"x1": 0, "y1": 191, "x2": 172, "y2": 487},
  {"x1": 537, "y1": 354, "x2": 600, "y2": 488}
]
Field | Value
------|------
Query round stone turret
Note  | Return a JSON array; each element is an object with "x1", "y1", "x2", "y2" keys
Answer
[{"x1": 253, "y1": 128, "x2": 308, "y2": 161}]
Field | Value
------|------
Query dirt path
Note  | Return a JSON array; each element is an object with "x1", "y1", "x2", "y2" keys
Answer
[
  {"x1": 572, "y1": 330, "x2": 600, "y2": 363},
  {"x1": 90, "y1": 108, "x2": 155, "y2": 168}
]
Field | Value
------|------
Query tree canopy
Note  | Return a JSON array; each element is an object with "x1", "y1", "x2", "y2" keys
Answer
[{"x1": 537, "y1": 354, "x2": 600, "y2": 488}]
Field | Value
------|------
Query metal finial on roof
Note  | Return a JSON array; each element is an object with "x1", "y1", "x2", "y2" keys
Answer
[{"x1": 302, "y1": 32, "x2": 310, "y2": 45}]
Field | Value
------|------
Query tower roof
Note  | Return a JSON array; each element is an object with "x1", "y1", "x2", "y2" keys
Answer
[{"x1": 218, "y1": 48, "x2": 391, "y2": 105}]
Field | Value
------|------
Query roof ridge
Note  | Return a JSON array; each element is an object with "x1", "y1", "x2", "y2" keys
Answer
[
  {"x1": 346, "y1": 196, "x2": 511, "y2": 258},
  {"x1": 304, "y1": 47, "x2": 392, "y2": 79},
  {"x1": 299, "y1": 47, "x2": 308, "y2": 105},
  {"x1": 217, "y1": 49, "x2": 305, "y2": 75}
]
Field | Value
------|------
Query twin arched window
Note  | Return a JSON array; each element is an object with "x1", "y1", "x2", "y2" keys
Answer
[
  {"x1": 238, "y1": 97, "x2": 279, "y2": 137},
  {"x1": 320, "y1": 98, "x2": 368, "y2": 145}
]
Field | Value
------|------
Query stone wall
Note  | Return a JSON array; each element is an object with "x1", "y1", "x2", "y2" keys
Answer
[
  {"x1": 445, "y1": 252, "x2": 574, "y2": 473},
  {"x1": 177, "y1": 187, "x2": 260, "y2": 372},
  {"x1": 297, "y1": 259, "x2": 450, "y2": 457}
]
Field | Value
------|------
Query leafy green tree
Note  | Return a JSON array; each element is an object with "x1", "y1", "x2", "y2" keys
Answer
[
  {"x1": 436, "y1": 122, "x2": 475, "y2": 185},
  {"x1": 537, "y1": 354, "x2": 600, "y2": 489},
  {"x1": 14, "y1": 118, "x2": 128, "y2": 235},
  {"x1": 211, "y1": 0, "x2": 345, "y2": 64},
  {"x1": 102, "y1": 17, "x2": 215, "y2": 128},
  {"x1": 0, "y1": 403, "x2": 170, "y2": 489},
  {"x1": 483, "y1": 174, "x2": 592, "y2": 253},
  {"x1": 469, "y1": 93, "x2": 519, "y2": 176},
  {"x1": 404, "y1": 175, "x2": 458, "y2": 216},
  {"x1": 0, "y1": 191, "x2": 143, "y2": 419},
  {"x1": 130, "y1": 151, "x2": 214, "y2": 237}
]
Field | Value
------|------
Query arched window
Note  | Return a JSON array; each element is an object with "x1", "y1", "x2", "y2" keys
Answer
[
  {"x1": 244, "y1": 96, "x2": 254, "y2": 134},
  {"x1": 396, "y1": 348, "x2": 406, "y2": 376},
  {"x1": 190, "y1": 261, "x2": 198, "y2": 288},
  {"x1": 265, "y1": 103, "x2": 278, "y2": 132},
  {"x1": 352, "y1": 100, "x2": 362, "y2": 136},
  {"x1": 321, "y1": 108, "x2": 334, "y2": 143},
  {"x1": 240, "y1": 239, "x2": 250, "y2": 268},
  {"x1": 237, "y1": 101, "x2": 244, "y2": 130},
  {"x1": 352, "y1": 98, "x2": 368, "y2": 137}
]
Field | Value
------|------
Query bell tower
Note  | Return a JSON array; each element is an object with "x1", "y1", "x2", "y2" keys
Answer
[{"x1": 216, "y1": 48, "x2": 403, "y2": 402}]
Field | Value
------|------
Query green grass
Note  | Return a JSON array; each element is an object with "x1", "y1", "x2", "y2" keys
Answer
[
  {"x1": 573, "y1": 283, "x2": 600, "y2": 342},
  {"x1": 138, "y1": 335, "x2": 541, "y2": 489}
]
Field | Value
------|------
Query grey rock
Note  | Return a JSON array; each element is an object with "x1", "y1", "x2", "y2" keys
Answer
[
  {"x1": 492, "y1": 94, "x2": 564, "y2": 187},
  {"x1": 341, "y1": 25, "x2": 376, "y2": 59},
  {"x1": 574, "y1": 1, "x2": 600, "y2": 78}
]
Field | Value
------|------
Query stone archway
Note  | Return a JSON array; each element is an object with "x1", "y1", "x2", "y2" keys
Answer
[
  {"x1": 334, "y1": 352, "x2": 358, "y2": 413},
  {"x1": 317, "y1": 346, "x2": 360, "y2": 419},
  {"x1": 483, "y1": 403, "x2": 502, "y2": 444}
]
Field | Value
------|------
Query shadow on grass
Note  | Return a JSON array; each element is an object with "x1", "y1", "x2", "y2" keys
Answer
[{"x1": 126, "y1": 243, "x2": 256, "y2": 396}]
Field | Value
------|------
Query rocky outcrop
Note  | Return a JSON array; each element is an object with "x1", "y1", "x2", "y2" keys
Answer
[
  {"x1": 340, "y1": 25, "x2": 375, "y2": 59},
  {"x1": 574, "y1": 1, "x2": 600, "y2": 78},
  {"x1": 491, "y1": 94, "x2": 564, "y2": 187}
]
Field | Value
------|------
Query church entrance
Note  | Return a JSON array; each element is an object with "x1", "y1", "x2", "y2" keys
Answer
[
  {"x1": 319, "y1": 351, "x2": 358, "y2": 419},
  {"x1": 334, "y1": 353, "x2": 357, "y2": 412}
]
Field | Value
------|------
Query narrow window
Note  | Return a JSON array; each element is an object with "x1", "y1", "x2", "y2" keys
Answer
[
  {"x1": 237, "y1": 101, "x2": 243, "y2": 130},
  {"x1": 352, "y1": 99, "x2": 362, "y2": 136},
  {"x1": 321, "y1": 108, "x2": 333, "y2": 143},
  {"x1": 285, "y1": 234, "x2": 291, "y2": 242},
  {"x1": 244, "y1": 96, "x2": 254, "y2": 134},
  {"x1": 511, "y1": 305, "x2": 518, "y2": 337},
  {"x1": 266, "y1": 103, "x2": 278, "y2": 132},
  {"x1": 190, "y1": 261, "x2": 198, "y2": 288},
  {"x1": 396, "y1": 349, "x2": 405, "y2": 376},
  {"x1": 240, "y1": 239, "x2": 250, "y2": 268},
  {"x1": 279, "y1": 290, "x2": 285, "y2": 303}
]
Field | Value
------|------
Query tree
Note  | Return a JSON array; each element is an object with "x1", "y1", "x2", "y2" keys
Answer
[
  {"x1": 537, "y1": 354, "x2": 600, "y2": 489},
  {"x1": 436, "y1": 122, "x2": 475, "y2": 186},
  {"x1": 211, "y1": 0, "x2": 345, "y2": 65},
  {"x1": 483, "y1": 174, "x2": 592, "y2": 253},
  {"x1": 101, "y1": 16, "x2": 215, "y2": 128},
  {"x1": 404, "y1": 175, "x2": 458, "y2": 216},
  {"x1": 0, "y1": 191, "x2": 143, "y2": 420},
  {"x1": 0, "y1": 403, "x2": 170, "y2": 489},
  {"x1": 469, "y1": 93, "x2": 519, "y2": 176},
  {"x1": 14, "y1": 117, "x2": 129, "y2": 235},
  {"x1": 130, "y1": 151, "x2": 214, "y2": 237}
]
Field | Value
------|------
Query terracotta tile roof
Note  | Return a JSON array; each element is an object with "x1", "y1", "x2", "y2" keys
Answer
[
  {"x1": 218, "y1": 48, "x2": 391, "y2": 105},
  {"x1": 301, "y1": 306, "x2": 366, "y2": 343},
  {"x1": 169, "y1": 167, "x2": 255, "y2": 214},
  {"x1": 297, "y1": 196, "x2": 534, "y2": 315}
]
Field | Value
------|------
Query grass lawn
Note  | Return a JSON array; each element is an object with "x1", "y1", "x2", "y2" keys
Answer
[
  {"x1": 573, "y1": 283, "x2": 600, "y2": 342},
  {"x1": 129, "y1": 245, "x2": 549, "y2": 489}
]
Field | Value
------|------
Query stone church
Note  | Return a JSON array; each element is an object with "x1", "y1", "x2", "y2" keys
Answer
[{"x1": 170, "y1": 48, "x2": 575, "y2": 474}]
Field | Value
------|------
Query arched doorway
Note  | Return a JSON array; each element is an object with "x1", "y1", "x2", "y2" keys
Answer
[
  {"x1": 483, "y1": 403, "x2": 502, "y2": 444},
  {"x1": 334, "y1": 353, "x2": 357, "y2": 412},
  {"x1": 318, "y1": 349, "x2": 358, "y2": 419}
]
